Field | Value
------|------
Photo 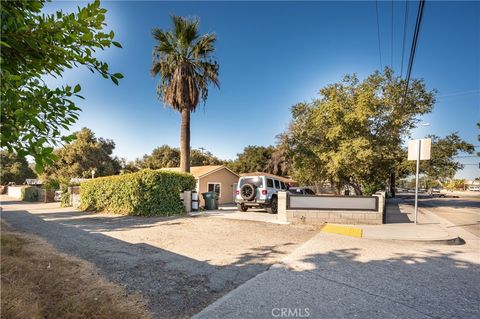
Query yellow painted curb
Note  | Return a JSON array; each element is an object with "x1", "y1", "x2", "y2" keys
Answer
[{"x1": 321, "y1": 224, "x2": 363, "y2": 238}]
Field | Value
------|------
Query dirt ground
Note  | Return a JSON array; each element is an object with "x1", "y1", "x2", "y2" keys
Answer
[
  {"x1": 1, "y1": 223, "x2": 152, "y2": 319},
  {"x1": 1, "y1": 198, "x2": 319, "y2": 318}
]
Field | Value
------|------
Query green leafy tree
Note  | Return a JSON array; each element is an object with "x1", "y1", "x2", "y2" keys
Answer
[
  {"x1": 138, "y1": 145, "x2": 222, "y2": 169},
  {"x1": 400, "y1": 133, "x2": 474, "y2": 184},
  {"x1": 42, "y1": 128, "x2": 121, "y2": 183},
  {"x1": 1, "y1": 0, "x2": 123, "y2": 171},
  {"x1": 190, "y1": 149, "x2": 222, "y2": 166},
  {"x1": 284, "y1": 69, "x2": 435, "y2": 194},
  {"x1": 138, "y1": 145, "x2": 180, "y2": 169},
  {"x1": 151, "y1": 16, "x2": 220, "y2": 173},
  {"x1": 227, "y1": 145, "x2": 275, "y2": 174},
  {"x1": 445, "y1": 179, "x2": 466, "y2": 191},
  {"x1": 0, "y1": 151, "x2": 36, "y2": 185}
]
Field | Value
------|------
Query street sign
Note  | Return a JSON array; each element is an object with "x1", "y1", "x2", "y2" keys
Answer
[
  {"x1": 407, "y1": 138, "x2": 432, "y2": 225},
  {"x1": 408, "y1": 138, "x2": 431, "y2": 160}
]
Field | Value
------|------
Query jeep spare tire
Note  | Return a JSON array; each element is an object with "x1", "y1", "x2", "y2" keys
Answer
[{"x1": 240, "y1": 183, "x2": 256, "y2": 201}]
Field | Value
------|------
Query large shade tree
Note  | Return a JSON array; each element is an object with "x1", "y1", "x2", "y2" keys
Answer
[
  {"x1": 1, "y1": 0, "x2": 123, "y2": 171},
  {"x1": 0, "y1": 151, "x2": 36, "y2": 185},
  {"x1": 151, "y1": 16, "x2": 220, "y2": 173},
  {"x1": 283, "y1": 69, "x2": 436, "y2": 195},
  {"x1": 42, "y1": 128, "x2": 121, "y2": 183}
]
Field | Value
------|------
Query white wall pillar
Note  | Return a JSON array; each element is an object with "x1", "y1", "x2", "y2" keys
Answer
[
  {"x1": 183, "y1": 191, "x2": 192, "y2": 213},
  {"x1": 277, "y1": 191, "x2": 288, "y2": 222}
]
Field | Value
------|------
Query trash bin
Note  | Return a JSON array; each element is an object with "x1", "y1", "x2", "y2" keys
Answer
[{"x1": 202, "y1": 191, "x2": 218, "y2": 210}]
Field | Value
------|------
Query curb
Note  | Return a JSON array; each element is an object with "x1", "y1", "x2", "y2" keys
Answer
[{"x1": 320, "y1": 224, "x2": 363, "y2": 238}]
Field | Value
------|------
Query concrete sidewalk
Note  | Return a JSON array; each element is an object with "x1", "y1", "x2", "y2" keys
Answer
[
  {"x1": 359, "y1": 198, "x2": 479, "y2": 242},
  {"x1": 360, "y1": 198, "x2": 453, "y2": 241},
  {"x1": 193, "y1": 230, "x2": 480, "y2": 319}
]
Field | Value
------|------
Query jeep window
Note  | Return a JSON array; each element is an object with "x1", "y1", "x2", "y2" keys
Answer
[
  {"x1": 305, "y1": 188, "x2": 315, "y2": 195},
  {"x1": 240, "y1": 177, "x2": 263, "y2": 188},
  {"x1": 267, "y1": 178, "x2": 274, "y2": 188},
  {"x1": 274, "y1": 180, "x2": 280, "y2": 189},
  {"x1": 280, "y1": 181, "x2": 286, "y2": 189}
]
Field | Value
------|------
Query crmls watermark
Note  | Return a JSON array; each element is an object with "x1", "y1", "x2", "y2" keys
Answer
[{"x1": 271, "y1": 307, "x2": 310, "y2": 318}]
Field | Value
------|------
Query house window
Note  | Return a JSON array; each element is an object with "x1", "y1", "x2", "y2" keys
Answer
[{"x1": 208, "y1": 183, "x2": 221, "y2": 197}]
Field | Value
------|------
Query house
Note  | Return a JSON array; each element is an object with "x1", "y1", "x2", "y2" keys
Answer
[{"x1": 161, "y1": 165, "x2": 239, "y2": 206}]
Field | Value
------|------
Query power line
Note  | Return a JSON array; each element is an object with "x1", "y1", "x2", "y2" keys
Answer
[
  {"x1": 375, "y1": 0, "x2": 383, "y2": 70},
  {"x1": 453, "y1": 155, "x2": 480, "y2": 158},
  {"x1": 402, "y1": 0, "x2": 426, "y2": 107},
  {"x1": 391, "y1": 0, "x2": 394, "y2": 68},
  {"x1": 437, "y1": 89, "x2": 480, "y2": 99},
  {"x1": 400, "y1": 0, "x2": 409, "y2": 77}
]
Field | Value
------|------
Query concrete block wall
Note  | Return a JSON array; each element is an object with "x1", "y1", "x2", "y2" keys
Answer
[
  {"x1": 278, "y1": 191, "x2": 384, "y2": 225},
  {"x1": 7, "y1": 186, "x2": 23, "y2": 199}
]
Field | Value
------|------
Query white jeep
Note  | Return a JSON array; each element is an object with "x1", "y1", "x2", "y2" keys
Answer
[{"x1": 235, "y1": 174, "x2": 288, "y2": 214}]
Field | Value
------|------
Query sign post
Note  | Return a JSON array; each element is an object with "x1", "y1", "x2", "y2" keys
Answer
[{"x1": 408, "y1": 138, "x2": 431, "y2": 224}]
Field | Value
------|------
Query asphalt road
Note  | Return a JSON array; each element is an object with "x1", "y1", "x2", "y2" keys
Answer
[{"x1": 399, "y1": 192, "x2": 480, "y2": 238}]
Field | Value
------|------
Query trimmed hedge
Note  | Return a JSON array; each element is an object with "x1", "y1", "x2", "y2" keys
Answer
[
  {"x1": 21, "y1": 187, "x2": 38, "y2": 202},
  {"x1": 79, "y1": 170, "x2": 196, "y2": 216}
]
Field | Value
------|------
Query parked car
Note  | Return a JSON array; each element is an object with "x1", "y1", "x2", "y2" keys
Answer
[
  {"x1": 235, "y1": 174, "x2": 287, "y2": 214},
  {"x1": 468, "y1": 185, "x2": 480, "y2": 191},
  {"x1": 429, "y1": 188, "x2": 446, "y2": 197},
  {"x1": 54, "y1": 190, "x2": 63, "y2": 202},
  {"x1": 288, "y1": 187, "x2": 315, "y2": 195}
]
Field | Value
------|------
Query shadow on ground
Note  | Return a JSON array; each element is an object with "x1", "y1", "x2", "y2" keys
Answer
[
  {"x1": 196, "y1": 243, "x2": 480, "y2": 319},
  {"x1": 1, "y1": 209, "x2": 298, "y2": 318}
]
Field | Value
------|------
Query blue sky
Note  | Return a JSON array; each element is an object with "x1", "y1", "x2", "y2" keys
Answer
[{"x1": 43, "y1": 1, "x2": 479, "y2": 179}]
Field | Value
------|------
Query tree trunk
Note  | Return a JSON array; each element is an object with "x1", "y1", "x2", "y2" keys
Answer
[
  {"x1": 350, "y1": 182, "x2": 363, "y2": 195},
  {"x1": 180, "y1": 108, "x2": 191, "y2": 173},
  {"x1": 390, "y1": 172, "x2": 396, "y2": 197}
]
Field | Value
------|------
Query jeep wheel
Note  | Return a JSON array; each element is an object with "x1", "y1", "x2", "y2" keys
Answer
[
  {"x1": 237, "y1": 204, "x2": 248, "y2": 212},
  {"x1": 269, "y1": 197, "x2": 278, "y2": 214}
]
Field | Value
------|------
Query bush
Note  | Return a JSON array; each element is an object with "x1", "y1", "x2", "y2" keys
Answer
[
  {"x1": 79, "y1": 170, "x2": 196, "y2": 216},
  {"x1": 42, "y1": 179, "x2": 60, "y2": 190},
  {"x1": 21, "y1": 187, "x2": 38, "y2": 202}
]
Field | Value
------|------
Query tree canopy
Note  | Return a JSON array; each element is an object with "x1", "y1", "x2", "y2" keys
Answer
[
  {"x1": 283, "y1": 69, "x2": 436, "y2": 194},
  {"x1": 137, "y1": 145, "x2": 222, "y2": 170},
  {"x1": 225, "y1": 145, "x2": 289, "y2": 176},
  {"x1": 398, "y1": 133, "x2": 474, "y2": 184},
  {"x1": 0, "y1": 151, "x2": 36, "y2": 185},
  {"x1": 42, "y1": 128, "x2": 121, "y2": 183},
  {"x1": 1, "y1": 0, "x2": 123, "y2": 171}
]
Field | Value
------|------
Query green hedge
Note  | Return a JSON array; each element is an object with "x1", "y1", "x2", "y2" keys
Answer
[
  {"x1": 79, "y1": 170, "x2": 196, "y2": 216},
  {"x1": 21, "y1": 187, "x2": 38, "y2": 202}
]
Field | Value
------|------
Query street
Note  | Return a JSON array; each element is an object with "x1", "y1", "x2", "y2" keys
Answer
[{"x1": 401, "y1": 191, "x2": 480, "y2": 237}]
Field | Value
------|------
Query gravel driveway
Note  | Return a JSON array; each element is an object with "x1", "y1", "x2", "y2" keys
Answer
[{"x1": 1, "y1": 197, "x2": 318, "y2": 318}]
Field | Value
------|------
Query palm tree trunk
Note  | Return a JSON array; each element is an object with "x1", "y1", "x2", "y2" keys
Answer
[{"x1": 180, "y1": 108, "x2": 191, "y2": 173}]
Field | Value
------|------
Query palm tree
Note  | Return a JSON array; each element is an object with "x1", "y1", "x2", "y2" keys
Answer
[{"x1": 151, "y1": 16, "x2": 219, "y2": 172}]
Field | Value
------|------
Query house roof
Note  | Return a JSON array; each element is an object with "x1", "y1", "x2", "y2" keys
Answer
[
  {"x1": 160, "y1": 165, "x2": 239, "y2": 179},
  {"x1": 240, "y1": 172, "x2": 296, "y2": 184}
]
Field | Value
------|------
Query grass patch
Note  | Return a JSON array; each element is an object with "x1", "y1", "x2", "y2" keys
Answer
[{"x1": 0, "y1": 224, "x2": 152, "y2": 319}]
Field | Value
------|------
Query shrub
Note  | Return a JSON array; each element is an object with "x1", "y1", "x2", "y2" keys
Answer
[
  {"x1": 42, "y1": 178, "x2": 60, "y2": 190},
  {"x1": 79, "y1": 170, "x2": 196, "y2": 216},
  {"x1": 21, "y1": 187, "x2": 38, "y2": 202}
]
